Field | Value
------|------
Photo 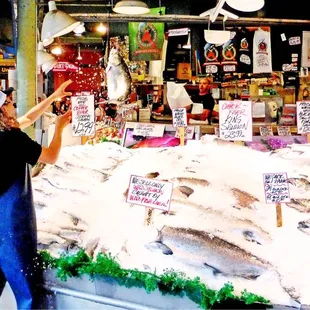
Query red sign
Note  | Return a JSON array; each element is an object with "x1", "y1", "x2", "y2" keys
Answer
[{"x1": 53, "y1": 62, "x2": 79, "y2": 72}]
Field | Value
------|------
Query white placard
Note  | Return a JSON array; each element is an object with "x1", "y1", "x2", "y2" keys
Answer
[
  {"x1": 133, "y1": 123, "x2": 165, "y2": 137},
  {"x1": 126, "y1": 175, "x2": 173, "y2": 212},
  {"x1": 277, "y1": 126, "x2": 291, "y2": 136},
  {"x1": 175, "y1": 127, "x2": 194, "y2": 139},
  {"x1": 219, "y1": 100, "x2": 253, "y2": 142},
  {"x1": 72, "y1": 95, "x2": 95, "y2": 137},
  {"x1": 172, "y1": 108, "x2": 187, "y2": 127},
  {"x1": 260, "y1": 126, "x2": 274, "y2": 137},
  {"x1": 297, "y1": 101, "x2": 310, "y2": 134},
  {"x1": 263, "y1": 173, "x2": 290, "y2": 204}
]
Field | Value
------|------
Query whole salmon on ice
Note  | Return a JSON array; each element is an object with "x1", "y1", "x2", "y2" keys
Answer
[{"x1": 106, "y1": 47, "x2": 132, "y2": 102}]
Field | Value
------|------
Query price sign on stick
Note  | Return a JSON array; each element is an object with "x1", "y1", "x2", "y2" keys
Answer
[
  {"x1": 277, "y1": 126, "x2": 291, "y2": 136},
  {"x1": 219, "y1": 100, "x2": 253, "y2": 142},
  {"x1": 126, "y1": 175, "x2": 173, "y2": 226},
  {"x1": 172, "y1": 108, "x2": 187, "y2": 146},
  {"x1": 72, "y1": 95, "x2": 95, "y2": 137},
  {"x1": 296, "y1": 101, "x2": 310, "y2": 143},
  {"x1": 263, "y1": 173, "x2": 291, "y2": 227},
  {"x1": 260, "y1": 126, "x2": 274, "y2": 137}
]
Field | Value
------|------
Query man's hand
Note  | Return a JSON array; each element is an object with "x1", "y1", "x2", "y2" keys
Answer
[
  {"x1": 52, "y1": 80, "x2": 73, "y2": 100},
  {"x1": 55, "y1": 109, "x2": 72, "y2": 131}
]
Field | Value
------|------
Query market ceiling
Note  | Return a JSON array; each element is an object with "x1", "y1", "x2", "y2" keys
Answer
[{"x1": 39, "y1": 0, "x2": 310, "y2": 21}]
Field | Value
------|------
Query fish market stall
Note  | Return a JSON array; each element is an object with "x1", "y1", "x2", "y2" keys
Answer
[{"x1": 32, "y1": 136, "x2": 310, "y2": 309}]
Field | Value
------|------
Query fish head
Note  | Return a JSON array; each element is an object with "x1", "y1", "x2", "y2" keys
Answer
[{"x1": 108, "y1": 47, "x2": 122, "y2": 66}]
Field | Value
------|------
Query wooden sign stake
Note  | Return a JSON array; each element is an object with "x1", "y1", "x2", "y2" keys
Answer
[
  {"x1": 307, "y1": 134, "x2": 310, "y2": 144},
  {"x1": 144, "y1": 208, "x2": 155, "y2": 226},
  {"x1": 179, "y1": 127, "x2": 185, "y2": 146},
  {"x1": 276, "y1": 203, "x2": 283, "y2": 227}
]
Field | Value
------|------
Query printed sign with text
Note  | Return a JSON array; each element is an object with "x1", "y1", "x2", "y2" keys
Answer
[
  {"x1": 219, "y1": 100, "x2": 253, "y2": 142},
  {"x1": 126, "y1": 175, "x2": 173, "y2": 212},
  {"x1": 175, "y1": 127, "x2": 195, "y2": 139},
  {"x1": 72, "y1": 95, "x2": 95, "y2": 137},
  {"x1": 277, "y1": 126, "x2": 291, "y2": 136},
  {"x1": 172, "y1": 108, "x2": 187, "y2": 127},
  {"x1": 260, "y1": 126, "x2": 274, "y2": 137},
  {"x1": 133, "y1": 123, "x2": 165, "y2": 137},
  {"x1": 263, "y1": 173, "x2": 290, "y2": 204},
  {"x1": 297, "y1": 101, "x2": 310, "y2": 134}
]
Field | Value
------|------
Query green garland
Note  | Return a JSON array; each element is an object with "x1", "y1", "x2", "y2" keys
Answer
[{"x1": 38, "y1": 250, "x2": 271, "y2": 309}]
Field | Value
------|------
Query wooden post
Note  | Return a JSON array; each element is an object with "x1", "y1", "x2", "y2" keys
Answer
[
  {"x1": 307, "y1": 134, "x2": 310, "y2": 144},
  {"x1": 179, "y1": 127, "x2": 185, "y2": 146},
  {"x1": 276, "y1": 203, "x2": 283, "y2": 227}
]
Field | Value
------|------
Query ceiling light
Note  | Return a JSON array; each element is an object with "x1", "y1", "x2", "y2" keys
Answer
[
  {"x1": 37, "y1": 42, "x2": 56, "y2": 66},
  {"x1": 51, "y1": 45, "x2": 63, "y2": 55},
  {"x1": 96, "y1": 23, "x2": 107, "y2": 34},
  {"x1": 74, "y1": 22, "x2": 86, "y2": 35},
  {"x1": 226, "y1": 0, "x2": 264, "y2": 12},
  {"x1": 113, "y1": 0, "x2": 150, "y2": 15},
  {"x1": 42, "y1": 59, "x2": 57, "y2": 74},
  {"x1": 76, "y1": 44, "x2": 82, "y2": 60},
  {"x1": 204, "y1": 30, "x2": 230, "y2": 45},
  {"x1": 41, "y1": 1, "x2": 82, "y2": 47}
]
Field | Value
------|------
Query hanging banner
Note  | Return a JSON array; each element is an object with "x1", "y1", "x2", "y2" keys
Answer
[{"x1": 128, "y1": 7, "x2": 166, "y2": 61}]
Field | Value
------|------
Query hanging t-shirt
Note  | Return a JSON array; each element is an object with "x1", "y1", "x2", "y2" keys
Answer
[
  {"x1": 271, "y1": 28, "x2": 302, "y2": 72},
  {"x1": 221, "y1": 30, "x2": 239, "y2": 73},
  {"x1": 237, "y1": 27, "x2": 254, "y2": 73},
  {"x1": 203, "y1": 43, "x2": 221, "y2": 75},
  {"x1": 253, "y1": 28, "x2": 273, "y2": 73}
]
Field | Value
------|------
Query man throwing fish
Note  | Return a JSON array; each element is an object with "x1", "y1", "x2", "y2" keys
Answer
[{"x1": 0, "y1": 80, "x2": 73, "y2": 309}]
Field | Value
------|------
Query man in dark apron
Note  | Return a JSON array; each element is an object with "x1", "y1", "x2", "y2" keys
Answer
[{"x1": 0, "y1": 80, "x2": 72, "y2": 309}]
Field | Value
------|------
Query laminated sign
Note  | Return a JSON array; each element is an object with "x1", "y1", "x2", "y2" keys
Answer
[
  {"x1": 126, "y1": 175, "x2": 173, "y2": 212},
  {"x1": 172, "y1": 108, "x2": 187, "y2": 127},
  {"x1": 133, "y1": 123, "x2": 165, "y2": 137},
  {"x1": 219, "y1": 100, "x2": 253, "y2": 142},
  {"x1": 263, "y1": 173, "x2": 290, "y2": 204},
  {"x1": 72, "y1": 95, "x2": 95, "y2": 137},
  {"x1": 296, "y1": 101, "x2": 310, "y2": 134}
]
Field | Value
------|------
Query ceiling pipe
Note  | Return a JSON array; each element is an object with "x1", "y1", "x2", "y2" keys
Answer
[{"x1": 69, "y1": 13, "x2": 310, "y2": 26}]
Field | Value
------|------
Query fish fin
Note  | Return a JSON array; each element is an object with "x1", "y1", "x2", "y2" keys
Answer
[{"x1": 203, "y1": 263, "x2": 222, "y2": 276}]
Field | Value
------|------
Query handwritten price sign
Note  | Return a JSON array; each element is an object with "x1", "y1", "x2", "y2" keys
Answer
[
  {"x1": 126, "y1": 175, "x2": 173, "y2": 212},
  {"x1": 297, "y1": 101, "x2": 310, "y2": 134},
  {"x1": 72, "y1": 95, "x2": 95, "y2": 137},
  {"x1": 172, "y1": 108, "x2": 187, "y2": 127},
  {"x1": 219, "y1": 100, "x2": 253, "y2": 142},
  {"x1": 263, "y1": 173, "x2": 290, "y2": 204},
  {"x1": 133, "y1": 123, "x2": 165, "y2": 137}
]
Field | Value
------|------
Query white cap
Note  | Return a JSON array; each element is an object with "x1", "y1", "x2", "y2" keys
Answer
[{"x1": 0, "y1": 91, "x2": 7, "y2": 107}]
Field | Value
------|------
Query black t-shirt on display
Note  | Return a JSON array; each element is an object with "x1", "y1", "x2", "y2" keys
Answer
[{"x1": 0, "y1": 128, "x2": 42, "y2": 195}]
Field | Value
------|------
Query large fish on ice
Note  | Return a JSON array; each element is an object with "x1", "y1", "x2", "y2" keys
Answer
[{"x1": 106, "y1": 47, "x2": 132, "y2": 102}]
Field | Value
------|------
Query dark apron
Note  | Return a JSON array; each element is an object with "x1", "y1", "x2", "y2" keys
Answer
[{"x1": 0, "y1": 165, "x2": 40, "y2": 310}]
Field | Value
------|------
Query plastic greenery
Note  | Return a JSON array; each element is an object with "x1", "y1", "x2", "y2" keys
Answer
[{"x1": 38, "y1": 249, "x2": 271, "y2": 309}]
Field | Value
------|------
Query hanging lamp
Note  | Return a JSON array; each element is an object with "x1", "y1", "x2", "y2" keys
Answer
[
  {"x1": 113, "y1": 0, "x2": 150, "y2": 15},
  {"x1": 37, "y1": 42, "x2": 56, "y2": 66},
  {"x1": 41, "y1": 1, "x2": 82, "y2": 46},
  {"x1": 226, "y1": 0, "x2": 264, "y2": 12}
]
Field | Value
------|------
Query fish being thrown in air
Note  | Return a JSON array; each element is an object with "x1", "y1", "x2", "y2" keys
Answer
[{"x1": 106, "y1": 47, "x2": 132, "y2": 102}]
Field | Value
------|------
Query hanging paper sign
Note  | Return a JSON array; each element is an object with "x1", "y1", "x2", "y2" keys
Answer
[
  {"x1": 168, "y1": 28, "x2": 190, "y2": 37},
  {"x1": 219, "y1": 100, "x2": 253, "y2": 141},
  {"x1": 289, "y1": 36, "x2": 301, "y2": 46},
  {"x1": 133, "y1": 123, "x2": 165, "y2": 137},
  {"x1": 72, "y1": 95, "x2": 95, "y2": 137},
  {"x1": 175, "y1": 127, "x2": 194, "y2": 139},
  {"x1": 172, "y1": 108, "x2": 187, "y2": 127},
  {"x1": 53, "y1": 61, "x2": 79, "y2": 72},
  {"x1": 277, "y1": 126, "x2": 291, "y2": 136},
  {"x1": 297, "y1": 101, "x2": 310, "y2": 133},
  {"x1": 260, "y1": 126, "x2": 274, "y2": 136},
  {"x1": 126, "y1": 175, "x2": 173, "y2": 212},
  {"x1": 263, "y1": 173, "x2": 290, "y2": 204},
  {"x1": 129, "y1": 7, "x2": 166, "y2": 61}
]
